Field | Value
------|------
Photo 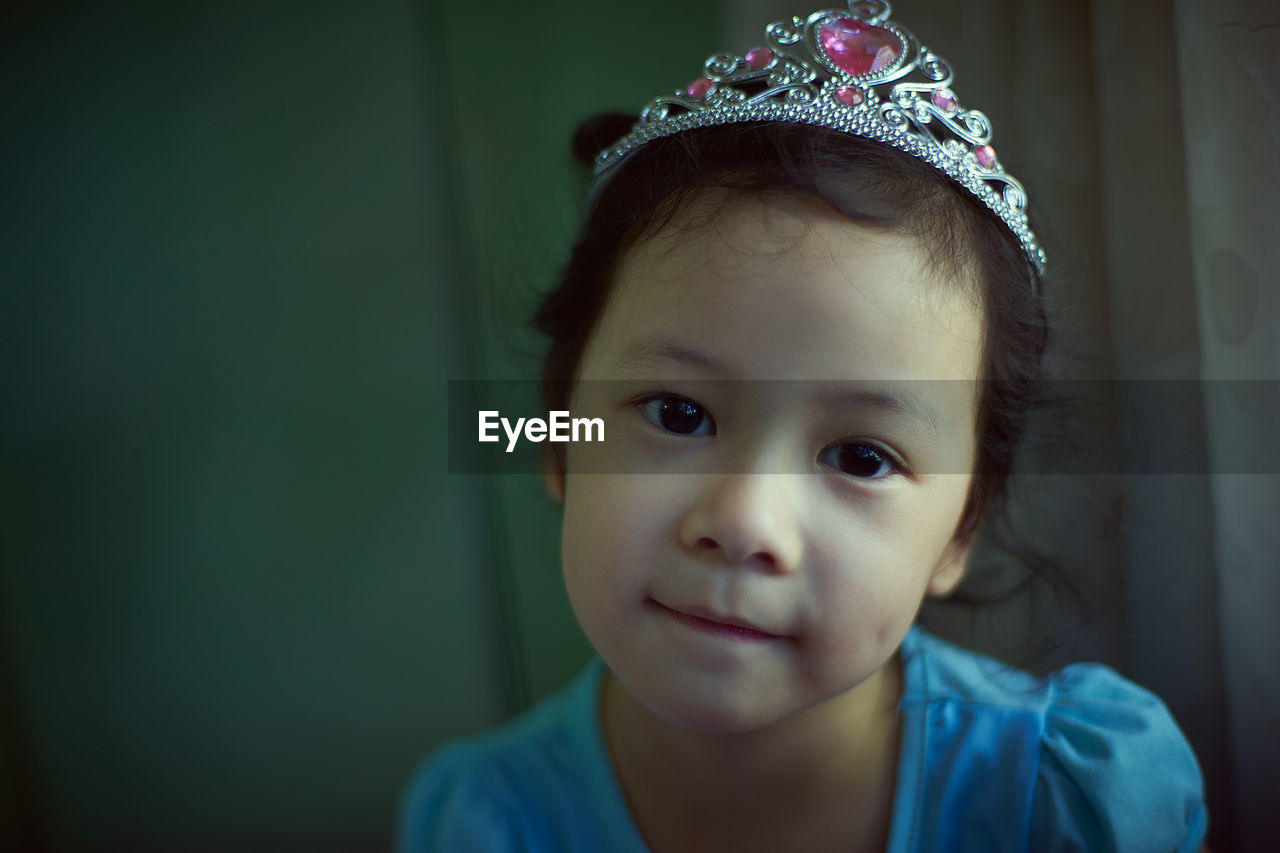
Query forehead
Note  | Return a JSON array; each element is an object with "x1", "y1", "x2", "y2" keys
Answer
[{"x1": 586, "y1": 195, "x2": 984, "y2": 385}]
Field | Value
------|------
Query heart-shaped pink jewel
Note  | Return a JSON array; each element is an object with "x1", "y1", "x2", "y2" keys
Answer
[{"x1": 818, "y1": 17, "x2": 900, "y2": 77}]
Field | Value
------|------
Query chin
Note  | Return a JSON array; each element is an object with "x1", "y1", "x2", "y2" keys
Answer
[{"x1": 632, "y1": 673, "x2": 790, "y2": 736}]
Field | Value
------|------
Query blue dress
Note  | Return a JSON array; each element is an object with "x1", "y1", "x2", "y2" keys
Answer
[{"x1": 399, "y1": 625, "x2": 1208, "y2": 852}]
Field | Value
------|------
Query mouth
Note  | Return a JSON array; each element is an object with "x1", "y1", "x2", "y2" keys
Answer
[{"x1": 650, "y1": 600, "x2": 783, "y2": 642}]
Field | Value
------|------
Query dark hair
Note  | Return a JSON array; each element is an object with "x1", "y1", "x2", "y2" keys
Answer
[{"x1": 534, "y1": 120, "x2": 1048, "y2": 545}]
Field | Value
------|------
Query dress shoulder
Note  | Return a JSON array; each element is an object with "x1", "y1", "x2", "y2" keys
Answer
[
  {"x1": 895, "y1": 627, "x2": 1208, "y2": 853},
  {"x1": 398, "y1": 742, "x2": 524, "y2": 853},
  {"x1": 397, "y1": 658, "x2": 646, "y2": 853},
  {"x1": 1030, "y1": 662, "x2": 1208, "y2": 852}
]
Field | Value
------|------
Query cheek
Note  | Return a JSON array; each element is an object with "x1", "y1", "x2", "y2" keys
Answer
[
  {"x1": 801, "y1": 498, "x2": 957, "y2": 651},
  {"x1": 560, "y1": 479, "x2": 613, "y2": 615},
  {"x1": 560, "y1": 475, "x2": 670, "y2": 619},
  {"x1": 810, "y1": 546, "x2": 917, "y2": 645}
]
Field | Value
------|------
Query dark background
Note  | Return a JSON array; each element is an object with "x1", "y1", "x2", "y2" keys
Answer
[{"x1": 3, "y1": 0, "x2": 1275, "y2": 849}]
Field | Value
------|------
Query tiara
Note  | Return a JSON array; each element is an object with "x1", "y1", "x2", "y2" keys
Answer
[{"x1": 595, "y1": 0, "x2": 1045, "y2": 273}]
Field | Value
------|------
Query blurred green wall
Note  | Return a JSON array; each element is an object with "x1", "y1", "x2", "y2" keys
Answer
[{"x1": 0, "y1": 0, "x2": 714, "y2": 848}]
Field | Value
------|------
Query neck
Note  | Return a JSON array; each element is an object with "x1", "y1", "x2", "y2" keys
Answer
[{"x1": 599, "y1": 659, "x2": 903, "y2": 849}]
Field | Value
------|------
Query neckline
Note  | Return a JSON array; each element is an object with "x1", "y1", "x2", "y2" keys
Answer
[{"x1": 571, "y1": 624, "x2": 930, "y2": 853}]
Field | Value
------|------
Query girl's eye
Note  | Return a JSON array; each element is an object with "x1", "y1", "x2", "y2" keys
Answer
[
  {"x1": 637, "y1": 394, "x2": 715, "y2": 436},
  {"x1": 819, "y1": 442, "x2": 899, "y2": 479}
]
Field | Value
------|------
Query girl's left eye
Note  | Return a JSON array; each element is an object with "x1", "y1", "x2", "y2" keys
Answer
[{"x1": 818, "y1": 442, "x2": 900, "y2": 479}]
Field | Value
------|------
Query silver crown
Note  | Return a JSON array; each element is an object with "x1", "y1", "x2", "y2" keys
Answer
[{"x1": 596, "y1": 0, "x2": 1045, "y2": 273}]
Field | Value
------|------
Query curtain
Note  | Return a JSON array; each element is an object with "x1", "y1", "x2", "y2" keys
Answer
[
  {"x1": 733, "y1": 0, "x2": 1276, "y2": 848},
  {"x1": 1173, "y1": 1, "x2": 1280, "y2": 848}
]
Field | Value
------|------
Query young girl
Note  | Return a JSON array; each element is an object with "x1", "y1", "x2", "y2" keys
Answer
[{"x1": 403, "y1": 2, "x2": 1207, "y2": 850}]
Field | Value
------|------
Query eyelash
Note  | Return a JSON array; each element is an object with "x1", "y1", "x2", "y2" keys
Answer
[
  {"x1": 816, "y1": 442, "x2": 902, "y2": 480},
  {"x1": 635, "y1": 392, "x2": 715, "y2": 437},
  {"x1": 633, "y1": 391, "x2": 905, "y2": 480}
]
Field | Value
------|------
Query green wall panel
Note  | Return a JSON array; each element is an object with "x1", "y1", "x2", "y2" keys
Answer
[{"x1": 1, "y1": 1, "x2": 508, "y2": 848}]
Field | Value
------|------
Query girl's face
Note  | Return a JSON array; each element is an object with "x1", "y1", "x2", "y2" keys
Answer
[{"x1": 556, "y1": 195, "x2": 984, "y2": 734}]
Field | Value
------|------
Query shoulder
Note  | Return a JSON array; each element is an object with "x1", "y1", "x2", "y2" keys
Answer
[
  {"x1": 398, "y1": 739, "x2": 527, "y2": 853},
  {"x1": 1029, "y1": 661, "x2": 1208, "y2": 852},
  {"x1": 397, "y1": 658, "x2": 640, "y2": 853},
  {"x1": 899, "y1": 627, "x2": 1208, "y2": 852}
]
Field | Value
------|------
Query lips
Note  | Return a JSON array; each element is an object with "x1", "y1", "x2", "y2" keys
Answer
[{"x1": 653, "y1": 600, "x2": 783, "y2": 641}]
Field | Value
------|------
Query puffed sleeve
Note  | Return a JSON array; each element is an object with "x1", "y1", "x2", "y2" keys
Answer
[
  {"x1": 1028, "y1": 664, "x2": 1208, "y2": 853},
  {"x1": 397, "y1": 745, "x2": 524, "y2": 853}
]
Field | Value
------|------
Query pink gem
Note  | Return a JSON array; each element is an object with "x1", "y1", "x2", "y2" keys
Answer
[
  {"x1": 835, "y1": 85, "x2": 864, "y2": 107},
  {"x1": 745, "y1": 47, "x2": 774, "y2": 69},
  {"x1": 974, "y1": 144, "x2": 997, "y2": 169},
  {"x1": 931, "y1": 89, "x2": 957, "y2": 112},
  {"x1": 818, "y1": 17, "x2": 901, "y2": 77},
  {"x1": 686, "y1": 77, "x2": 714, "y2": 99}
]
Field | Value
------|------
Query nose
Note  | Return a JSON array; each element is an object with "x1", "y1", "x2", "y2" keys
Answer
[{"x1": 677, "y1": 473, "x2": 802, "y2": 573}]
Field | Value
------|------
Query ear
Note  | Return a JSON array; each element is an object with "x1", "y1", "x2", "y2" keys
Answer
[
  {"x1": 925, "y1": 536, "x2": 973, "y2": 598},
  {"x1": 542, "y1": 446, "x2": 564, "y2": 504}
]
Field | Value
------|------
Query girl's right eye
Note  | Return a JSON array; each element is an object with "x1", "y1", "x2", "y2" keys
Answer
[{"x1": 636, "y1": 394, "x2": 715, "y2": 436}]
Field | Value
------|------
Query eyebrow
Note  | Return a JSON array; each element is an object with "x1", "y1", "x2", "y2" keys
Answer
[
  {"x1": 811, "y1": 385, "x2": 944, "y2": 434},
  {"x1": 614, "y1": 335, "x2": 726, "y2": 374},
  {"x1": 614, "y1": 335, "x2": 947, "y2": 433}
]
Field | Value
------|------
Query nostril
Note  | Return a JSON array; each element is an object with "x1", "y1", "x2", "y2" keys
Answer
[{"x1": 693, "y1": 535, "x2": 779, "y2": 569}]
